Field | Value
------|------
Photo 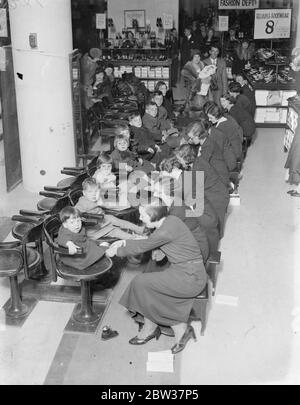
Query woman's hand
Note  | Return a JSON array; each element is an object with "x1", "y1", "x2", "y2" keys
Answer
[
  {"x1": 105, "y1": 240, "x2": 126, "y2": 257},
  {"x1": 126, "y1": 164, "x2": 133, "y2": 172},
  {"x1": 152, "y1": 249, "x2": 166, "y2": 261}
]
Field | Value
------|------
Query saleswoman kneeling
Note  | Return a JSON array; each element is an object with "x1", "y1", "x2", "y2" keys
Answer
[{"x1": 106, "y1": 197, "x2": 207, "y2": 354}]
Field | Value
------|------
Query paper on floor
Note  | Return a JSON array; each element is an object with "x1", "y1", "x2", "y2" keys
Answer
[
  {"x1": 215, "y1": 295, "x2": 239, "y2": 306},
  {"x1": 147, "y1": 350, "x2": 174, "y2": 373}
]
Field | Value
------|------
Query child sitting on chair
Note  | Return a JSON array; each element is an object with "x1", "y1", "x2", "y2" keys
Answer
[
  {"x1": 75, "y1": 178, "x2": 145, "y2": 240},
  {"x1": 110, "y1": 135, "x2": 141, "y2": 173},
  {"x1": 57, "y1": 206, "x2": 106, "y2": 270},
  {"x1": 110, "y1": 135, "x2": 154, "y2": 175},
  {"x1": 151, "y1": 90, "x2": 173, "y2": 130},
  {"x1": 142, "y1": 101, "x2": 164, "y2": 142},
  {"x1": 93, "y1": 152, "x2": 116, "y2": 189},
  {"x1": 128, "y1": 111, "x2": 160, "y2": 160}
]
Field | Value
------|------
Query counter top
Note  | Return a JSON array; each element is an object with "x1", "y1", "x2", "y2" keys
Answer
[{"x1": 244, "y1": 71, "x2": 296, "y2": 91}]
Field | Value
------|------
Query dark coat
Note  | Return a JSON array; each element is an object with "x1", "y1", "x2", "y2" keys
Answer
[
  {"x1": 241, "y1": 84, "x2": 256, "y2": 117},
  {"x1": 229, "y1": 104, "x2": 256, "y2": 139},
  {"x1": 210, "y1": 126, "x2": 237, "y2": 171},
  {"x1": 216, "y1": 117, "x2": 243, "y2": 160},
  {"x1": 180, "y1": 34, "x2": 198, "y2": 67},
  {"x1": 191, "y1": 156, "x2": 229, "y2": 235},
  {"x1": 142, "y1": 113, "x2": 163, "y2": 141},
  {"x1": 236, "y1": 94, "x2": 252, "y2": 117},
  {"x1": 200, "y1": 137, "x2": 230, "y2": 187}
]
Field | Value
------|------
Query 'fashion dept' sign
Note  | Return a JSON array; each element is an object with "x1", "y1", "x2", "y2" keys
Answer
[
  {"x1": 218, "y1": 0, "x2": 259, "y2": 9},
  {"x1": 254, "y1": 9, "x2": 292, "y2": 39}
]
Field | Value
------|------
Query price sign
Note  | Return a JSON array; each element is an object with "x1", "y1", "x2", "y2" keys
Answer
[
  {"x1": 219, "y1": 16, "x2": 229, "y2": 31},
  {"x1": 96, "y1": 13, "x2": 106, "y2": 30},
  {"x1": 163, "y1": 14, "x2": 173, "y2": 29},
  {"x1": 254, "y1": 9, "x2": 291, "y2": 39}
]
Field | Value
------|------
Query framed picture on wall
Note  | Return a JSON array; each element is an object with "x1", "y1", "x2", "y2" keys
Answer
[{"x1": 124, "y1": 10, "x2": 145, "y2": 29}]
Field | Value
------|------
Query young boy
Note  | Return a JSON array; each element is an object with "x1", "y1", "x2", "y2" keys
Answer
[
  {"x1": 57, "y1": 206, "x2": 106, "y2": 270},
  {"x1": 142, "y1": 101, "x2": 179, "y2": 147},
  {"x1": 75, "y1": 178, "x2": 146, "y2": 240},
  {"x1": 142, "y1": 102, "x2": 164, "y2": 142},
  {"x1": 110, "y1": 135, "x2": 141, "y2": 173},
  {"x1": 128, "y1": 111, "x2": 160, "y2": 160},
  {"x1": 151, "y1": 91, "x2": 172, "y2": 130},
  {"x1": 93, "y1": 152, "x2": 116, "y2": 189}
]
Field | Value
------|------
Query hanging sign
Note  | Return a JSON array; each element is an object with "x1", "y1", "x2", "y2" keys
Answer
[
  {"x1": 254, "y1": 9, "x2": 291, "y2": 39},
  {"x1": 162, "y1": 14, "x2": 173, "y2": 30},
  {"x1": 96, "y1": 13, "x2": 106, "y2": 30},
  {"x1": 218, "y1": 0, "x2": 259, "y2": 9},
  {"x1": 0, "y1": 9, "x2": 7, "y2": 37},
  {"x1": 219, "y1": 16, "x2": 229, "y2": 31}
]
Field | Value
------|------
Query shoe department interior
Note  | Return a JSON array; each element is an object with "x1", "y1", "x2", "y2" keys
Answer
[{"x1": 1, "y1": 0, "x2": 300, "y2": 386}]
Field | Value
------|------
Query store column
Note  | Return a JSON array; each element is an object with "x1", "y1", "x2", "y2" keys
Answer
[
  {"x1": 8, "y1": 0, "x2": 76, "y2": 192},
  {"x1": 296, "y1": 1, "x2": 300, "y2": 49}
]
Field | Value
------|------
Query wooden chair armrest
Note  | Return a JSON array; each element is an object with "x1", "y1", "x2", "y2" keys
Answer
[
  {"x1": 62, "y1": 166, "x2": 84, "y2": 172},
  {"x1": 44, "y1": 185, "x2": 70, "y2": 192},
  {"x1": 0, "y1": 241, "x2": 21, "y2": 249},
  {"x1": 60, "y1": 169, "x2": 81, "y2": 176},
  {"x1": 39, "y1": 191, "x2": 65, "y2": 199},
  {"x1": 81, "y1": 212, "x2": 104, "y2": 221},
  {"x1": 19, "y1": 209, "x2": 48, "y2": 216},
  {"x1": 11, "y1": 215, "x2": 41, "y2": 225}
]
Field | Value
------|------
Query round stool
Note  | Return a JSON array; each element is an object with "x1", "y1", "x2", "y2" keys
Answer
[
  {"x1": 37, "y1": 197, "x2": 57, "y2": 211},
  {"x1": 0, "y1": 249, "x2": 29, "y2": 318}
]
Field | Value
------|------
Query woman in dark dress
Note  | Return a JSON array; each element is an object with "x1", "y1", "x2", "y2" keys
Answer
[
  {"x1": 220, "y1": 94, "x2": 256, "y2": 142},
  {"x1": 228, "y1": 81, "x2": 253, "y2": 116},
  {"x1": 186, "y1": 120, "x2": 230, "y2": 187},
  {"x1": 203, "y1": 103, "x2": 238, "y2": 171},
  {"x1": 175, "y1": 144, "x2": 229, "y2": 236},
  {"x1": 106, "y1": 199, "x2": 207, "y2": 354},
  {"x1": 159, "y1": 155, "x2": 221, "y2": 252},
  {"x1": 157, "y1": 161, "x2": 210, "y2": 262},
  {"x1": 204, "y1": 102, "x2": 243, "y2": 161}
]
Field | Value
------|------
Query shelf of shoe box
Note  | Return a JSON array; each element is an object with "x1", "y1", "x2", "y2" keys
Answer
[
  {"x1": 111, "y1": 60, "x2": 171, "y2": 91},
  {"x1": 283, "y1": 100, "x2": 300, "y2": 152},
  {"x1": 244, "y1": 72, "x2": 297, "y2": 128}
]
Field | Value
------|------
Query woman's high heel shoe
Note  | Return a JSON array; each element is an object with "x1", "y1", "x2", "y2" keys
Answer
[
  {"x1": 129, "y1": 326, "x2": 161, "y2": 345},
  {"x1": 171, "y1": 325, "x2": 197, "y2": 354}
]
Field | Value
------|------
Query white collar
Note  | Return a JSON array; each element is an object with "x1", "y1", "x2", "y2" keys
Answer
[{"x1": 216, "y1": 116, "x2": 227, "y2": 127}]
